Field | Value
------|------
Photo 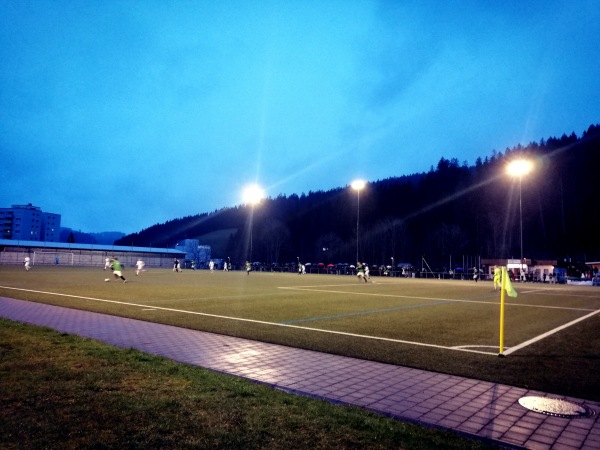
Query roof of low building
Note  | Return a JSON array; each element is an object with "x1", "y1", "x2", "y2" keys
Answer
[{"x1": 0, "y1": 239, "x2": 185, "y2": 255}]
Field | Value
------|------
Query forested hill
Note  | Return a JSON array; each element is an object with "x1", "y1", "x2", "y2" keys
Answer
[{"x1": 116, "y1": 124, "x2": 600, "y2": 268}]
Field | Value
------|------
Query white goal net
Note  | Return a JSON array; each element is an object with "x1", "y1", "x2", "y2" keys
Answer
[{"x1": 33, "y1": 251, "x2": 75, "y2": 265}]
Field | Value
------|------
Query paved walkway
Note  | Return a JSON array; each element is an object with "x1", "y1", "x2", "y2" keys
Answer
[{"x1": 1, "y1": 296, "x2": 598, "y2": 449}]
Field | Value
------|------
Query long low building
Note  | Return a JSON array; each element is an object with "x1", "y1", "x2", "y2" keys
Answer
[{"x1": 0, "y1": 239, "x2": 185, "y2": 268}]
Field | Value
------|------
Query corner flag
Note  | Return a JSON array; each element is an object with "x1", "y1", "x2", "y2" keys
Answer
[
  {"x1": 504, "y1": 271, "x2": 518, "y2": 298},
  {"x1": 499, "y1": 266, "x2": 517, "y2": 355}
]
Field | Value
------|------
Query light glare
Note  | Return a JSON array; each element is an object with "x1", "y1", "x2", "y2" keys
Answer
[
  {"x1": 351, "y1": 179, "x2": 366, "y2": 191},
  {"x1": 506, "y1": 159, "x2": 533, "y2": 177},
  {"x1": 243, "y1": 184, "x2": 264, "y2": 205}
]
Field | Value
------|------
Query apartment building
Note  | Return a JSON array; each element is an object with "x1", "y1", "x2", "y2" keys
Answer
[{"x1": 0, "y1": 203, "x2": 61, "y2": 242}]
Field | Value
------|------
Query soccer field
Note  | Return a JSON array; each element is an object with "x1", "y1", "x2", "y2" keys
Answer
[{"x1": 1, "y1": 265, "x2": 599, "y2": 400}]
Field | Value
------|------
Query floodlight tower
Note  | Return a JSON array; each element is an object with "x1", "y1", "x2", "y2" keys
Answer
[
  {"x1": 243, "y1": 184, "x2": 264, "y2": 262},
  {"x1": 506, "y1": 159, "x2": 533, "y2": 280},
  {"x1": 351, "y1": 179, "x2": 366, "y2": 264}
]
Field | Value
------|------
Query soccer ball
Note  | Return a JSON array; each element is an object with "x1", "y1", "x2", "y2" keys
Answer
[{"x1": 104, "y1": 278, "x2": 110, "y2": 282}]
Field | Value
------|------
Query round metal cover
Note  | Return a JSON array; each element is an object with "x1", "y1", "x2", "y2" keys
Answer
[{"x1": 518, "y1": 396, "x2": 592, "y2": 418}]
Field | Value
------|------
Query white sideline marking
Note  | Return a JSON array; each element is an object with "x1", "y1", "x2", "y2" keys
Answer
[
  {"x1": 452, "y1": 345, "x2": 507, "y2": 355},
  {"x1": 3, "y1": 285, "x2": 597, "y2": 357},
  {"x1": 0, "y1": 286, "x2": 498, "y2": 355},
  {"x1": 278, "y1": 286, "x2": 597, "y2": 312},
  {"x1": 502, "y1": 308, "x2": 600, "y2": 356}
]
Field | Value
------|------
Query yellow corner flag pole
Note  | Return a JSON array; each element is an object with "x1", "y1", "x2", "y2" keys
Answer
[
  {"x1": 499, "y1": 266, "x2": 518, "y2": 357},
  {"x1": 499, "y1": 267, "x2": 506, "y2": 356}
]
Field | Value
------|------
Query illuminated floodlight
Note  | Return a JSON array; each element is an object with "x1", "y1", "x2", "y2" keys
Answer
[
  {"x1": 351, "y1": 179, "x2": 366, "y2": 191},
  {"x1": 506, "y1": 159, "x2": 533, "y2": 177},
  {"x1": 243, "y1": 184, "x2": 264, "y2": 262},
  {"x1": 506, "y1": 159, "x2": 533, "y2": 280},
  {"x1": 243, "y1": 184, "x2": 265, "y2": 205}
]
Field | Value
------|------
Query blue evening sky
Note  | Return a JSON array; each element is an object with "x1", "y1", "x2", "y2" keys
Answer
[{"x1": 1, "y1": 1, "x2": 599, "y2": 234}]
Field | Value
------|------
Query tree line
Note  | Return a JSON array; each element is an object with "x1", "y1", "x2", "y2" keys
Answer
[{"x1": 116, "y1": 124, "x2": 600, "y2": 269}]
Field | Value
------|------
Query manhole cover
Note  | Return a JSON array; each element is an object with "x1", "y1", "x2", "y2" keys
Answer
[{"x1": 518, "y1": 396, "x2": 593, "y2": 418}]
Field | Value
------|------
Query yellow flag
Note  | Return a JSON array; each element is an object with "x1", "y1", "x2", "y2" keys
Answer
[{"x1": 504, "y1": 272, "x2": 518, "y2": 297}]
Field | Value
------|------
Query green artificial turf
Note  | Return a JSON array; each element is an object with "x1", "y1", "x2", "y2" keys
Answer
[{"x1": 1, "y1": 265, "x2": 599, "y2": 401}]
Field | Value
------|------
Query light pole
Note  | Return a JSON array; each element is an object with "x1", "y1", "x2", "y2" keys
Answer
[
  {"x1": 351, "y1": 180, "x2": 366, "y2": 263},
  {"x1": 506, "y1": 159, "x2": 533, "y2": 281},
  {"x1": 243, "y1": 184, "x2": 264, "y2": 263}
]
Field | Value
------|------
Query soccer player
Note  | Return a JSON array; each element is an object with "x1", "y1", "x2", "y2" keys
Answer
[
  {"x1": 356, "y1": 262, "x2": 368, "y2": 283},
  {"x1": 493, "y1": 266, "x2": 501, "y2": 290},
  {"x1": 135, "y1": 259, "x2": 145, "y2": 275},
  {"x1": 111, "y1": 258, "x2": 127, "y2": 283},
  {"x1": 104, "y1": 257, "x2": 111, "y2": 270},
  {"x1": 24, "y1": 256, "x2": 31, "y2": 271}
]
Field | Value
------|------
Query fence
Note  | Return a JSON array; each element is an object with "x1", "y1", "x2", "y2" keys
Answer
[{"x1": 0, "y1": 246, "x2": 180, "y2": 269}]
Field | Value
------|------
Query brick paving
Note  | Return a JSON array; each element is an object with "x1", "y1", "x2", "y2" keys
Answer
[{"x1": 1, "y1": 296, "x2": 599, "y2": 449}]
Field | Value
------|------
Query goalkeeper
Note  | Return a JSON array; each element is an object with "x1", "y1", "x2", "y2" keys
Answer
[{"x1": 493, "y1": 266, "x2": 501, "y2": 291}]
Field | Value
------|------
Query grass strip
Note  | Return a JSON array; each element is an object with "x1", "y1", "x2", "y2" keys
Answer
[{"x1": 0, "y1": 318, "x2": 499, "y2": 449}]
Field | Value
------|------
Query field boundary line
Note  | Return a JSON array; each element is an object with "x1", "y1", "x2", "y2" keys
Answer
[
  {"x1": 278, "y1": 286, "x2": 597, "y2": 312},
  {"x1": 503, "y1": 308, "x2": 600, "y2": 356},
  {"x1": 0, "y1": 286, "x2": 282, "y2": 326},
  {"x1": 0, "y1": 287, "x2": 499, "y2": 356}
]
